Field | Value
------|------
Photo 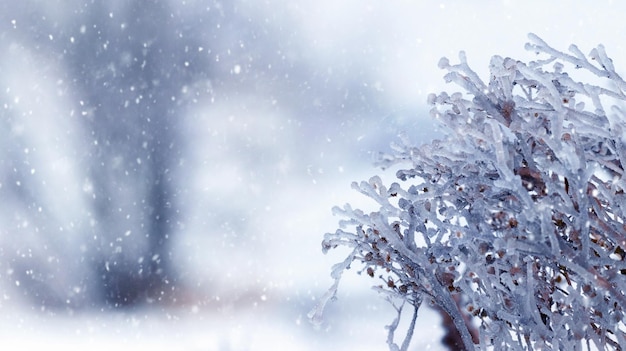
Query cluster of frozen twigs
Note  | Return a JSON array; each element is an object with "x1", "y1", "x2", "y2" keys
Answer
[{"x1": 311, "y1": 33, "x2": 626, "y2": 350}]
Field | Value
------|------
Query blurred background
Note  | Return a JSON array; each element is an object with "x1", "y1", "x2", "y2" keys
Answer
[{"x1": 0, "y1": 1, "x2": 625, "y2": 350}]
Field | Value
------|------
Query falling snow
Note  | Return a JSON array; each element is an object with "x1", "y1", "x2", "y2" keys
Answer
[{"x1": 0, "y1": 1, "x2": 625, "y2": 350}]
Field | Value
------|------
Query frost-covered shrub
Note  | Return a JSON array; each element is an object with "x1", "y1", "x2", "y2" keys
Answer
[{"x1": 311, "y1": 34, "x2": 626, "y2": 350}]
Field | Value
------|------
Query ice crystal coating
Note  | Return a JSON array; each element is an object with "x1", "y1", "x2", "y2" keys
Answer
[{"x1": 314, "y1": 33, "x2": 626, "y2": 350}]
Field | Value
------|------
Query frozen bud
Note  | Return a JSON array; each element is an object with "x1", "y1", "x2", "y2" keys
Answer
[
  {"x1": 438, "y1": 57, "x2": 450, "y2": 69},
  {"x1": 553, "y1": 62, "x2": 564, "y2": 73},
  {"x1": 450, "y1": 92, "x2": 463, "y2": 101},
  {"x1": 427, "y1": 93, "x2": 437, "y2": 105}
]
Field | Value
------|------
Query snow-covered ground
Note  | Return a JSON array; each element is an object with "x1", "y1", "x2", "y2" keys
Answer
[{"x1": 1, "y1": 1, "x2": 626, "y2": 350}]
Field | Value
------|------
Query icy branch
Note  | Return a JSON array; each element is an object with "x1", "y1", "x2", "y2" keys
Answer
[{"x1": 313, "y1": 33, "x2": 626, "y2": 351}]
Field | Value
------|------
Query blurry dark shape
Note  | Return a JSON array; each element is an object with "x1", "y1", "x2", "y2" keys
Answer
[
  {"x1": 0, "y1": 0, "x2": 214, "y2": 308},
  {"x1": 67, "y1": 1, "x2": 212, "y2": 307}
]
